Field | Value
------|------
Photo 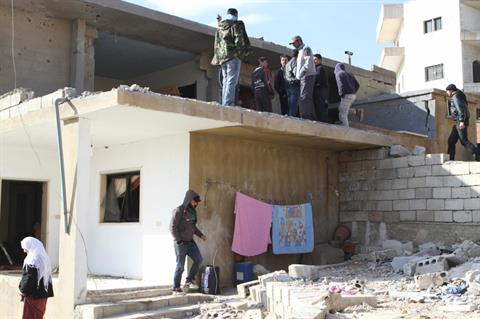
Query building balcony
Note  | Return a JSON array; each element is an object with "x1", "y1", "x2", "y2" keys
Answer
[
  {"x1": 461, "y1": 31, "x2": 480, "y2": 47},
  {"x1": 380, "y1": 47, "x2": 405, "y2": 72},
  {"x1": 464, "y1": 82, "x2": 480, "y2": 94},
  {"x1": 376, "y1": 4, "x2": 404, "y2": 44}
]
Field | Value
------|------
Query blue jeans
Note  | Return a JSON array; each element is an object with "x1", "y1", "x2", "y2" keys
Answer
[
  {"x1": 173, "y1": 241, "x2": 203, "y2": 289},
  {"x1": 221, "y1": 58, "x2": 241, "y2": 106},
  {"x1": 286, "y1": 83, "x2": 300, "y2": 117}
]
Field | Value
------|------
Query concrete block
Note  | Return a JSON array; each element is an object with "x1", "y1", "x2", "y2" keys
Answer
[
  {"x1": 397, "y1": 189, "x2": 415, "y2": 199},
  {"x1": 390, "y1": 145, "x2": 410, "y2": 157},
  {"x1": 452, "y1": 187, "x2": 471, "y2": 198},
  {"x1": 392, "y1": 178, "x2": 408, "y2": 189},
  {"x1": 412, "y1": 145, "x2": 426, "y2": 156},
  {"x1": 409, "y1": 199, "x2": 426, "y2": 210},
  {"x1": 454, "y1": 211, "x2": 473, "y2": 223},
  {"x1": 397, "y1": 167, "x2": 415, "y2": 178},
  {"x1": 399, "y1": 211, "x2": 416, "y2": 221},
  {"x1": 433, "y1": 187, "x2": 451, "y2": 199},
  {"x1": 459, "y1": 174, "x2": 480, "y2": 186},
  {"x1": 407, "y1": 155, "x2": 425, "y2": 166},
  {"x1": 426, "y1": 154, "x2": 448, "y2": 165},
  {"x1": 259, "y1": 271, "x2": 291, "y2": 287},
  {"x1": 393, "y1": 200, "x2": 409, "y2": 211},
  {"x1": 445, "y1": 199, "x2": 464, "y2": 210},
  {"x1": 288, "y1": 265, "x2": 318, "y2": 281},
  {"x1": 465, "y1": 198, "x2": 480, "y2": 210},
  {"x1": 237, "y1": 280, "x2": 259, "y2": 299},
  {"x1": 376, "y1": 201, "x2": 392, "y2": 211},
  {"x1": 415, "y1": 187, "x2": 433, "y2": 199},
  {"x1": 225, "y1": 299, "x2": 248, "y2": 311},
  {"x1": 369, "y1": 249, "x2": 398, "y2": 262},
  {"x1": 391, "y1": 157, "x2": 408, "y2": 168},
  {"x1": 325, "y1": 293, "x2": 377, "y2": 312},
  {"x1": 470, "y1": 162, "x2": 480, "y2": 174},
  {"x1": 382, "y1": 240, "x2": 405, "y2": 255},
  {"x1": 380, "y1": 190, "x2": 395, "y2": 200},
  {"x1": 473, "y1": 210, "x2": 480, "y2": 223},
  {"x1": 383, "y1": 211, "x2": 400, "y2": 223},
  {"x1": 391, "y1": 256, "x2": 423, "y2": 273},
  {"x1": 249, "y1": 285, "x2": 260, "y2": 302},
  {"x1": 414, "y1": 271, "x2": 447, "y2": 289},
  {"x1": 289, "y1": 305, "x2": 327, "y2": 319},
  {"x1": 434, "y1": 210, "x2": 453, "y2": 222},
  {"x1": 443, "y1": 176, "x2": 463, "y2": 187},
  {"x1": 454, "y1": 240, "x2": 480, "y2": 258},
  {"x1": 339, "y1": 211, "x2": 355, "y2": 222},
  {"x1": 473, "y1": 186, "x2": 480, "y2": 198},
  {"x1": 425, "y1": 176, "x2": 443, "y2": 187},
  {"x1": 414, "y1": 165, "x2": 432, "y2": 177},
  {"x1": 416, "y1": 210, "x2": 434, "y2": 222},
  {"x1": 408, "y1": 177, "x2": 426, "y2": 188},
  {"x1": 415, "y1": 256, "x2": 448, "y2": 275},
  {"x1": 444, "y1": 162, "x2": 470, "y2": 175},
  {"x1": 439, "y1": 304, "x2": 477, "y2": 312},
  {"x1": 426, "y1": 199, "x2": 445, "y2": 210},
  {"x1": 376, "y1": 179, "x2": 392, "y2": 190},
  {"x1": 377, "y1": 159, "x2": 394, "y2": 170},
  {"x1": 432, "y1": 165, "x2": 451, "y2": 176},
  {"x1": 242, "y1": 308, "x2": 263, "y2": 319}
]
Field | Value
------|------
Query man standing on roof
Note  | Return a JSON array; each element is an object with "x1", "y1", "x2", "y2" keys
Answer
[
  {"x1": 252, "y1": 57, "x2": 274, "y2": 112},
  {"x1": 170, "y1": 190, "x2": 207, "y2": 294},
  {"x1": 212, "y1": 8, "x2": 252, "y2": 106},
  {"x1": 334, "y1": 63, "x2": 364, "y2": 127},
  {"x1": 445, "y1": 84, "x2": 480, "y2": 161}
]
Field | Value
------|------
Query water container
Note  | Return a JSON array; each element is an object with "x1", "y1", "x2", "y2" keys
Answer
[
  {"x1": 234, "y1": 262, "x2": 253, "y2": 285},
  {"x1": 200, "y1": 265, "x2": 220, "y2": 295}
]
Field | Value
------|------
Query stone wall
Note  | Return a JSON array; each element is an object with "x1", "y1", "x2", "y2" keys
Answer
[{"x1": 339, "y1": 148, "x2": 480, "y2": 246}]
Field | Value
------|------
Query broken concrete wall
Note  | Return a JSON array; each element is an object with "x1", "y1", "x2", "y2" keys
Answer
[
  {"x1": 338, "y1": 150, "x2": 480, "y2": 246},
  {"x1": 0, "y1": 5, "x2": 96, "y2": 96},
  {"x1": 189, "y1": 133, "x2": 339, "y2": 287}
]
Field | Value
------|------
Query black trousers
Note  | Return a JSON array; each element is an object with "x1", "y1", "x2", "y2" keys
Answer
[
  {"x1": 278, "y1": 93, "x2": 288, "y2": 115},
  {"x1": 254, "y1": 90, "x2": 272, "y2": 112},
  {"x1": 314, "y1": 87, "x2": 329, "y2": 123},
  {"x1": 447, "y1": 124, "x2": 480, "y2": 160}
]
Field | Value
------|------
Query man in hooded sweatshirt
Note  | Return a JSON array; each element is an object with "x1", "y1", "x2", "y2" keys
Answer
[
  {"x1": 170, "y1": 190, "x2": 207, "y2": 294},
  {"x1": 445, "y1": 84, "x2": 480, "y2": 161},
  {"x1": 334, "y1": 63, "x2": 364, "y2": 127},
  {"x1": 211, "y1": 8, "x2": 252, "y2": 106}
]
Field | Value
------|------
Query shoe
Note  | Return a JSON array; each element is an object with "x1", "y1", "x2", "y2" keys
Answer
[
  {"x1": 183, "y1": 281, "x2": 199, "y2": 291},
  {"x1": 356, "y1": 108, "x2": 364, "y2": 121},
  {"x1": 172, "y1": 287, "x2": 185, "y2": 295}
]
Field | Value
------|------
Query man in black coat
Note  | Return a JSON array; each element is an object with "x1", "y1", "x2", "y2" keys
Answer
[
  {"x1": 445, "y1": 84, "x2": 480, "y2": 161},
  {"x1": 313, "y1": 54, "x2": 329, "y2": 122},
  {"x1": 274, "y1": 55, "x2": 289, "y2": 115}
]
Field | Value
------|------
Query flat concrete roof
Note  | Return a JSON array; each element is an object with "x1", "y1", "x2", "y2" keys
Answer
[{"x1": 0, "y1": 89, "x2": 429, "y2": 151}]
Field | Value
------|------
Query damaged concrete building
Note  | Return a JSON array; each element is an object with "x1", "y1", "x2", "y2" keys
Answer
[{"x1": 0, "y1": 0, "x2": 479, "y2": 318}]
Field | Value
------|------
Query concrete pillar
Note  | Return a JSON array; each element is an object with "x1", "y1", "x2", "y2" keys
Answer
[
  {"x1": 70, "y1": 19, "x2": 86, "y2": 93},
  {"x1": 57, "y1": 117, "x2": 90, "y2": 315}
]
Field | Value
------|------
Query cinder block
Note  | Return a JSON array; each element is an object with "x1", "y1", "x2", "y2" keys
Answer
[
  {"x1": 427, "y1": 199, "x2": 445, "y2": 210},
  {"x1": 464, "y1": 199, "x2": 480, "y2": 210},
  {"x1": 472, "y1": 186, "x2": 480, "y2": 198},
  {"x1": 399, "y1": 211, "x2": 417, "y2": 221},
  {"x1": 415, "y1": 187, "x2": 433, "y2": 199},
  {"x1": 380, "y1": 190, "x2": 395, "y2": 200},
  {"x1": 445, "y1": 199, "x2": 464, "y2": 210},
  {"x1": 346, "y1": 161, "x2": 362, "y2": 172},
  {"x1": 392, "y1": 157, "x2": 408, "y2": 168},
  {"x1": 434, "y1": 210, "x2": 453, "y2": 222},
  {"x1": 409, "y1": 199, "x2": 426, "y2": 210},
  {"x1": 453, "y1": 211, "x2": 473, "y2": 223},
  {"x1": 459, "y1": 174, "x2": 480, "y2": 186},
  {"x1": 397, "y1": 189, "x2": 415, "y2": 199},
  {"x1": 377, "y1": 159, "x2": 394, "y2": 170},
  {"x1": 237, "y1": 280, "x2": 259, "y2": 299},
  {"x1": 415, "y1": 256, "x2": 448, "y2": 275},
  {"x1": 443, "y1": 176, "x2": 463, "y2": 187},
  {"x1": 426, "y1": 154, "x2": 448, "y2": 165},
  {"x1": 361, "y1": 201, "x2": 376, "y2": 211},
  {"x1": 407, "y1": 156, "x2": 425, "y2": 167},
  {"x1": 376, "y1": 179, "x2": 392, "y2": 190},
  {"x1": 414, "y1": 166, "x2": 432, "y2": 177},
  {"x1": 432, "y1": 165, "x2": 451, "y2": 176},
  {"x1": 444, "y1": 162, "x2": 470, "y2": 175},
  {"x1": 470, "y1": 162, "x2": 480, "y2": 174},
  {"x1": 417, "y1": 210, "x2": 434, "y2": 222},
  {"x1": 452, "y1": 187, "x2": 471, "y2": 198},
  {"x1": 426, "y1": 176, "x2": 443, "y2": 187},
  {"x1": 433, "y1": 187, "x2": 451, "y2": 199},
  {"x1": 377, "y1": 169, "x2": 397, "y2": 179},
  {"x1": 397, "y1": 167, "x2": 415, "y2": 178},
  {"x1": 361, "y1": 160, "x2": 377, "y2": 170},
  {"x1": 377, "y1": 201, "x2": 393, "y2": 211},
  {"x1": 393, "y1": 200, "x2": 409, "y2": 211},
  {"x1": 473, "y1": 211, "x2": 480, "y2": 223},
  {"x1": 355, "y1": 211, "x2": 369, "y2": 221},
  {"x1": 408, "y1": 177, "x2": 427, "y2": 188},
  {"x1": 392, "y1": 179, "x2": 408, "y2": 189},
  {"x1": 369, "y1": 211, "x2": 384, "y2": 222},
  {"x1": 383, "y1": 211, "x2": 400, "y2": 223}
]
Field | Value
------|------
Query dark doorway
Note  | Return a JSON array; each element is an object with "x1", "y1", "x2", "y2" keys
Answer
[
  {"x1": 179, "y1": 83, "x2": 197, "y2": 99},
  {"x1": 473, "y1": 60, "x2": 480, "y2": 83},
  {"x1": 0, "y1": 180, "x2": 45, "y2": 268}
]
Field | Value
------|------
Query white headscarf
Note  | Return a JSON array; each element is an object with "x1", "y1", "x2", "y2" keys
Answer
[{"x1": 21, "y1": 237, "x2": 52, "y2": 291}]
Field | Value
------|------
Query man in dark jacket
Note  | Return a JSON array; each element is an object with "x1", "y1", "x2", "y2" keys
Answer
[
  {"x1": 211, "y1": 8, "x2": 252, "y2": 106},
  {"x1": 446, "y1": 84, "x2": 480, "y2": 161},
  {"x1": 334, "y1": 63, "x2": 364, "y2": 127},
  {"x1": 252, "y1": 57, "x2": 274, "y2": 112},
  {"x1": 274, "y1": 55, "x2": 289, "y2": 115},
  {"x1": 170, "y1": 190, "x2": 207, "y2": 294},
  {"x1": 313, "y1": 54, "x2": 329, "y2": 123}
]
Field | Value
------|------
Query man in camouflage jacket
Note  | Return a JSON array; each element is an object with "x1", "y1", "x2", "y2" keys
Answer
[{"x1": 211, "y1": 8, "x2": 252, "y2": 106}]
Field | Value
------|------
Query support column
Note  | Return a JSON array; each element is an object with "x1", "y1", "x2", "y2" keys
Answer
[
  {"x1": 57, "y1": 117, "x2": 90, "y2": 315},
  {"x1": 70, "y1": 19, "x2": 86, "y2": 93}
]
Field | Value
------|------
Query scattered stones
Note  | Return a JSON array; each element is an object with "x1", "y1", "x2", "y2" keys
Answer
[{"x1": 414, "y1": 271, "x2": 448, "y2": 289}]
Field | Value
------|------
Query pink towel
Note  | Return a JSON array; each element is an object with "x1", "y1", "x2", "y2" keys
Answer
[{"x1": 232, "y1": 192, "x2": 273, "y2": 257}]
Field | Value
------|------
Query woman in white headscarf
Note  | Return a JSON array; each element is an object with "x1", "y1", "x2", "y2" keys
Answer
[{"x1": 18, "y1": 237, "x2": 54, "y2": 319}]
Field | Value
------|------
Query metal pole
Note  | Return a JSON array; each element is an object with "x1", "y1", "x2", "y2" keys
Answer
[{"x1": 54, "y1": 98, "x2": 70, "y2": 234}]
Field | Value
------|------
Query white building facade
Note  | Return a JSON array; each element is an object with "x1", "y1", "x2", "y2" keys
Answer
[{"x1": 377, "y1": 0, "x2": 480, "y2": 94}]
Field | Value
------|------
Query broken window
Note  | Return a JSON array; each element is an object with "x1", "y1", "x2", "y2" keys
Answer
[
  {"x1": 424, "y1": 17, "x2": 442, "y2": 33},
  {"x1": 425, "y1": 64, "x2": 444, "y2": 82},
  {"x1": 102, "y1": 171, "x2": 140, "y2": 223}
]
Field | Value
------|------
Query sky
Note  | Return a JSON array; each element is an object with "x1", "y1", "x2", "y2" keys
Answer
[{"x1": 125, "y1": 0, "x2": 404, "y2": 70}]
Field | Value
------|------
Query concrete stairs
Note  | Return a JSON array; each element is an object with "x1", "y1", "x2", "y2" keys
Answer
[{"x1": 75, "y1": 286, "x2": 214, "y2": 319}]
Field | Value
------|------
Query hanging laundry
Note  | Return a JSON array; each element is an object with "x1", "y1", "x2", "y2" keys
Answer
[
  {"x1": 272, "y1": 203, "x2": 314, "y2": 255},
  {"x1": 232, "y1": 192, "x2": 273, "y2": 257}
]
